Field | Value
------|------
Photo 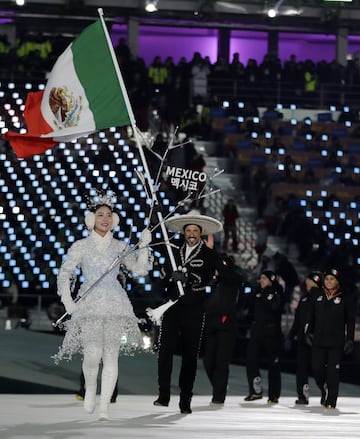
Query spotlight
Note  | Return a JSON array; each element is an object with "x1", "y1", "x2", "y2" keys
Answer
[
  {"x1": 268, "y1": 8, "x2": 277, "y2": 18},
  {"x1": 145, "y1": 0, "x2": 158, "y2": 12},
  {"x1": 267, "y1": 0, "x2": 283, "y2": 18}
]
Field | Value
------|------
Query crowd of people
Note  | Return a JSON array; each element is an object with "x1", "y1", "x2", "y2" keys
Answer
[
  {"x1": 0, "y1": 28, "x2": 359, "y2": 421},
  {"x1": 3, "y1": 30, "x2": 360, "y2": 131},
  {"x1": 247, "y1": 161, "x2": 360, "y2": 291},
  {"x1": 218, "y1": 188, "x2": 358, "y2": 410},
  {"x1": 228, "y1": 111, "x2": 360, "y2": 290},
  {"x1": 50, "y1": 198, "x2": 356, "y2": 419},
  {"x1": 105, "y1": 50, "x2": 360, "y2": 132}
]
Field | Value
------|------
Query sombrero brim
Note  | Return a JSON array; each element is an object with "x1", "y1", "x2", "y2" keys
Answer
[{"x1": 165, "y1": 213, "x2": 223, "y2": 235}]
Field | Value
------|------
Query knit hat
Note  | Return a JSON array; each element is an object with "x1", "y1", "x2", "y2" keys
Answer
[
  {"x1": 307, "y1": 271, "x2": 322, "y2": 288},
  {"x1": 261, "y1": 270, "x2": 276, "y2": 283},
  {"x1": 324, "y1": 268, "x2": 340, "y2": 282}
]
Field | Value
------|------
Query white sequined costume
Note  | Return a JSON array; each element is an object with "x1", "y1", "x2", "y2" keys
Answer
[
  {"x1": 53, "y1": 230, "x2": 150, "y2": 363},
  {"x1": 53, "y1": 228, "x2": 151, "y2": 419}
]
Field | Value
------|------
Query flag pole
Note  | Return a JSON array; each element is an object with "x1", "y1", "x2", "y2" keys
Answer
[{"x1": 97, "y1": 9, "x2": 184, "y2": 299}]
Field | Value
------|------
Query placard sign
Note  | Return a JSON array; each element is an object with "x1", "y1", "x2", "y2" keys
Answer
[{"x1": 165, "y1": 166, "x2": 207, "y2": 192}]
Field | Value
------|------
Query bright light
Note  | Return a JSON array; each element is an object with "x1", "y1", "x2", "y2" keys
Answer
[
  {"x1": 268, "y1": 8, "x2": 277, "y2": 18},
  {"x1": 145, "y1": 0, "x2": 158, "y2": 12}
]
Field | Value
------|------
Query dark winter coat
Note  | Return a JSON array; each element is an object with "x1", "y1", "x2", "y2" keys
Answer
[
  {"x1": 204, "y1": 262, "x2": 243, "y2": 333},
  {"x1": 249, "y1": 282, "x2": 284, "y2": 338},
  {"x1": 308, "y1": 288, "x2": 356, "y2": 347},
  {"x1": 288, "y1": 287, "x2": 321, "y2": 344}
]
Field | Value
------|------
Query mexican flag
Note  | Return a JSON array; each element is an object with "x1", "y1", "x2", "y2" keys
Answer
[{"x1": 3, "y1": 19, "x2": 132, "y2": 158}]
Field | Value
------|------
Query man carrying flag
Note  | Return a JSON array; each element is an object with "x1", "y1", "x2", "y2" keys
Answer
[{"x1": 153, "y1": 210, "x2": 223, "y2": 414}]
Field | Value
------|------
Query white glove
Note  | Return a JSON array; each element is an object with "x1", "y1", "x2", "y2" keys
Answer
[
  {"x1": 139, "y1": 228, "x2": 152, "y2": 247},
  {"x1": 61, "y1": 296, "x2": 77, "y2": 315}
]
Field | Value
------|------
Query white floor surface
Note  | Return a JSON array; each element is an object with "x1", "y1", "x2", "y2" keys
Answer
[
  {"x1": 1, "y1": 394, "x2": 360, "y2": 439},
  {"x1": 1, "y1": 330, "x2": 360, "y2": 439}
]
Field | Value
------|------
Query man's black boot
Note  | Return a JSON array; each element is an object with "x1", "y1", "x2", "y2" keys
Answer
[
  {"x1": 179, "y1": 393, "x2": 192, "y2": 414},
  {"x1": 153, "y1": 392, "x2": 170, "y2": 407}
]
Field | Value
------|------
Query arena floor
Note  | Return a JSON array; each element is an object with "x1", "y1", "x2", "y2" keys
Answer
[
  {"x1": 2, "y1": 394, "x2": 360, "y2": 439},
  {"x1": 0, "y1": 329, "x2": 359, "y2": 439}
]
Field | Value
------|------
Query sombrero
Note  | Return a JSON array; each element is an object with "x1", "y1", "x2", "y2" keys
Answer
[{"x1": 165, "y1": 210, "x2": 223, "y2": 235}]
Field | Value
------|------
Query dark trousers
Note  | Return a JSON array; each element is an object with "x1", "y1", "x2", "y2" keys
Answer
[
  {"x1": 202, "y1": 329, "x2": 236, "y2": 402},
  {"x1": 296, "y1": 342, "x2": 311, "y2": 399},
  {"x1": 157, "y1": 302, "x2": 205, "y2": 399},
  {"x1": 311, "y1": 345, "x2": 343, "y2": 407},
  {"x1": 246, "y1": 333, "x2": 281, "y2": 399}
]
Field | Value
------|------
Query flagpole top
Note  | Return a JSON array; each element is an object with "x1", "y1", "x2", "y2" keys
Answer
[{"x1": 98, "y1": 8, "x2": 104, "y2": 16}]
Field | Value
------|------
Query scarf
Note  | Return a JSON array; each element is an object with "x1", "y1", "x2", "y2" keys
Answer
[{"x1": 324, "y1": 284, "x2": 340, "y2": 300}]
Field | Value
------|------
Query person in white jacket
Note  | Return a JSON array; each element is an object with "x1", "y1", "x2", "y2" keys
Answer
[{"x1": 53, "y1": 193, "x2": 152, "y2": 421}]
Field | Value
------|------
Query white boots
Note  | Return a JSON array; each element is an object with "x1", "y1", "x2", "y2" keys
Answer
[
  {"x1": 83, "y1": 384, "x2": 110, "y2": 421},
  {"x1": 98, "y1": 401, "x2": 109, "y2": 421},
  {"x1": 98, "y1": 368, "x2": 117, "y2": 421},
  {"x1": 83, "y1": 384, "x2": 97, "y2": 414},
  {"x1": 83, "y1": 360, "x2": 98, "y2": 414},
  {"x1": 82, "y1": 368, "x2": 117, "y2": 420}
]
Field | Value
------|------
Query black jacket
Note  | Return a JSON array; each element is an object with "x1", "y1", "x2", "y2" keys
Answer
[
  {"x1": 160, "y1": 240, "x2": 220, "y2": 306},
  {"x1": 308, "y1": 288, "x2": 356, "y2": 347},
  {"x1": 248, "y1": 282, "x2": 284, "y2": 338},
  {"x1": 288, "y1": 287, "x2": 320, "y2": 344},
  {"x1": 204, "y1": 262, "x2": 243, "y2": 333}
]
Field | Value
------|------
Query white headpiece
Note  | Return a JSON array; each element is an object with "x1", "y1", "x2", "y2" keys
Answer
[
  {"x1": 86, "y1": 189, "x2": 116, "y2": 210},
  {"x1": 84, "y1": 189, "x2": 120, "y2": 231}
]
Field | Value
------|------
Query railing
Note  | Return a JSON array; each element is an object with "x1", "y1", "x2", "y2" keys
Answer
[
  {"x1": 206, "y1": 77, "x2": 360, "y2": 110},
  {"x1": 0, "y1": 292, "x2": 158, "y2": 321},
  {"x1": 4, "y1": 73, "x2": 360, "y2": 114}
]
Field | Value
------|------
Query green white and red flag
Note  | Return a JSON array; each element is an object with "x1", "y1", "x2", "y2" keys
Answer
[{"x1": 3, "y1": 19, "x2": 131, "y2": 158}]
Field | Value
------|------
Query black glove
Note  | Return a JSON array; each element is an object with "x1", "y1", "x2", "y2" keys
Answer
[
  {"x1": 344, "y1": 340, "x2": 354, "y2": 355},
  {"x1": 168, "y1": 289, "x2": 181, "y2": 301},
  {"x1": 222, "y1": 255, "x2": 235, "y2": 268},
  {"x1": 172, "y1": 270, "x2": 188, "y2": 284},
  {"x1": 305, "y1": 333, "x2": 313, "y2": 347}
]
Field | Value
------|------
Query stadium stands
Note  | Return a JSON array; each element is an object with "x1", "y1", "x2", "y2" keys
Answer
[
  {"x1": 0, "y1": 80, "x2": 182, "y2": 312},
  {"x1": 2, "y1": 60, "x2": 360, "y2": 320}
]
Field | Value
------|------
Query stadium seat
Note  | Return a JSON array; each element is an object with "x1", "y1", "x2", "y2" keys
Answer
[
  {"x1": 331, "y1": 127, "x2": 348, "y2": 139},
  {"x1": 317, "y1": 112, "x2": 333, "y2": 122},
  {"x1": 348, "y1": 143, "x2": 360, "y2": 154},
  {"x1": 250, "y1": 154, "x2": 266, "y2": 166},
  {"x1": 292, "y1": 139, "x2": 307, "y2": 151},
  {"x1": 236, "y1": 138, "x2": 252, "y2": 150},
  {"x1": 210, "y1": 107, "x2": 227, "y2": 119},
  {"x1": 307, "y1": 157, "x2": 324, "y2": 168}
]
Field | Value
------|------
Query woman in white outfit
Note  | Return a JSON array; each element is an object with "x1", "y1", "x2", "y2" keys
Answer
[{"x1": 53, "y1": 194, "x2": 152, "y2": 420}]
